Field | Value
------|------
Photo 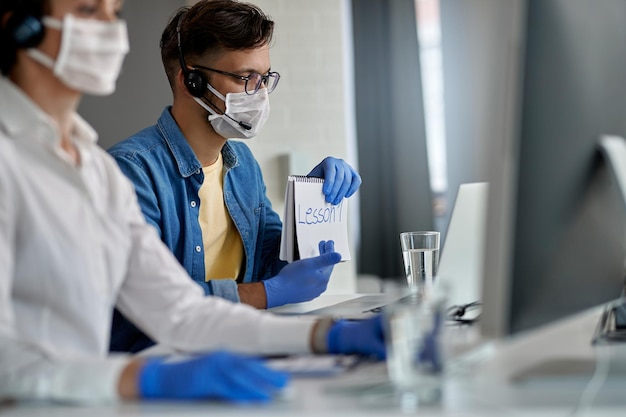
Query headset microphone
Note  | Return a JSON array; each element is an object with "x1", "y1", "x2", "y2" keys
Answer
[
  {"x1": 216, "y1": 107, "x2": 253, "y2": 130},
  {"x1": 199, "y1": 95, "x2": 253, "y2": 130},
  {"x1": 237, "y1": 120, "x2": 253, "y2": 131},
  {"x1": 217, "y1": 109, "x2": 252, "y2": 130}
]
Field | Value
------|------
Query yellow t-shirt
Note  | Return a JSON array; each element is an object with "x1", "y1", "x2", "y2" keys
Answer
[{"x1": 198, "y1": 153, "x2": 244, "y2": 281}]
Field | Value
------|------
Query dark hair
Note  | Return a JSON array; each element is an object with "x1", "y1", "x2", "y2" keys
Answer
[
  {"x1": 0, "y1": 0, "x2": 48, "y2": 75},
  {"x1": 160, "y1": 0, "x2": 274, "y2": 89}
]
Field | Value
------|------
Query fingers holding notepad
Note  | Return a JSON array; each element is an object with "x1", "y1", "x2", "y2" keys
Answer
[{"x1": 264, "y1": 240, "x2": 341, "y2": 308}]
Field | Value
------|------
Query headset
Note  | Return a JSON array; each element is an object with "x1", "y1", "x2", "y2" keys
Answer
[
  {"x1": 176, "y1": 11, "x2": 207, "y2": 98},
  {"x1": 175, "y1": 10, "x2": 252, "y2": 131},
  {"x1": 4, "y1": 0, "x2": 45, "y2": 49}
]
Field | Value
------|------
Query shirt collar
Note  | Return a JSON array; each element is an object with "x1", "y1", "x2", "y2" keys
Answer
[
  {"x1": 0, "y1": 76, "x2": 98, "y2": 149},
  {"x1": 157, "y1": 106, "x2": 239, "y2": 178}
]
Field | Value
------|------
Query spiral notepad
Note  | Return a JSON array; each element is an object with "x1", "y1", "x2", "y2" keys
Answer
[{"x1": 279, "y1": 175, "x2": 351, "y2": 262}]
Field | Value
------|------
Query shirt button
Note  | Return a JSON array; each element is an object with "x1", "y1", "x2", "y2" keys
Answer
[
  {"x1": 195, "y1": 246, "x2": 202, "y2": 252},
  {"x1": 190, "y1": 201, "x2": 197, "y2": 208}
]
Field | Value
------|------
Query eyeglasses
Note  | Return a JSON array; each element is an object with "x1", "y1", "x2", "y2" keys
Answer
[{"x1": 192, "y1": 65, "x2": 280, "y2": 95}]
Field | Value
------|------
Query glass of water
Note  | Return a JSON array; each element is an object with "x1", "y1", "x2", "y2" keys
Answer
[
  {"x1": 400, "y1": 231, "x2": 440, "y2": 290},
  {"x1": 383, "y1": 286, "x2": 447, "y2": 410}
]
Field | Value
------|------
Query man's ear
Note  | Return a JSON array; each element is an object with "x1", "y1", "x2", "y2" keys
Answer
[
  {"x1": 175, "y1": 67, "x2": 185, "y2": 87},
  {"x1": 173, "y1": 67, "x2": 190, "y2": 98}
]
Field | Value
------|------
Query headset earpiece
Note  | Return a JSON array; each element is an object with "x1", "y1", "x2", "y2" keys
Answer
[
  {"x1": 184, "y1": 68, "x2": 207, "y2": 97},
  {"x1": 8, "y1": 14, "x2": 44, "y2": 49}
]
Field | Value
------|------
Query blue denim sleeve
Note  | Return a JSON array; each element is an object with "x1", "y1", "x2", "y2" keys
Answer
[{"x1": 199, "y1": 279, "x2": 241, "y2": 302}]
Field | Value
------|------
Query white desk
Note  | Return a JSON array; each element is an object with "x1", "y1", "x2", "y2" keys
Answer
[
  {"x1": 3, "y1": 299, "x2": 626, "y2": 416},
  {"x1": 267, "y1": 293, "x2": 365, "y2": 315}
]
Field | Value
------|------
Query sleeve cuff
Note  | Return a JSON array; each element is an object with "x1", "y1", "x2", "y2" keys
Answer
[
  {"x1": 46, "y1": 355, "x2": 131, "y2": 404},
  {"x1": 202, "y1": 279, "x2": 241, "y2": 303}
]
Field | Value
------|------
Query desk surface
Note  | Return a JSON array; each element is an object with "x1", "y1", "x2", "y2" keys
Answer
[
  {"x1": 3, "y1": 297, "x2": 626, "y2": 416},
  {"x1": 267, "y1": 293, "x2": 364, "y2": 315}
]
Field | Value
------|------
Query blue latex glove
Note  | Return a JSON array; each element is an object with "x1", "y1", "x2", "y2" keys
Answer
[
  {"x1": 139, "y1": 351, "x2": 289, "y2": 402},
  {"x1": 307, "y1": 156, "x2": 362, "y2": 205},
  {"x1": 264, "y1": 240, "x2": 341, "y2": 308},
  {"x1": 327, "y1": 315, "x2": 386, "y2": 360},
  {"x1": 418, "y1": 308, "x2": 444, "y2": 372}
]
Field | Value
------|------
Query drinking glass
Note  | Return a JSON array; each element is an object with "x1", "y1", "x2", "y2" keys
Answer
[
  {"x1": 383, "y1": 287, "x2": 447, "y2": 410},
  {"x1": 400, "y1": 231, "x2": 440, "y2": 290}
]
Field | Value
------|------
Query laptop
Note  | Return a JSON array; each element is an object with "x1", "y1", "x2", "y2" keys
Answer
[
  {"x1": 270, "y1": 182, "x2": 489, "y2": 318},
  {"x1": 437, "y1": 182, "x2": 489, "y2": 307}
]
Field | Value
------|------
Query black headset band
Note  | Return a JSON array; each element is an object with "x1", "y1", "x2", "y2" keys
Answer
[
  {"x1": 176, "y1": 10, "x2": 207, "y2": 98},
  {"x1": 176, "y1": 10, "x2": 189, "y2": 77}
]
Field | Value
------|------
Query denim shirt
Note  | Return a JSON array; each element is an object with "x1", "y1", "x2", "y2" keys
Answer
[{"x1": 107, "y1": 107, "x2": 287, "y2": 352}]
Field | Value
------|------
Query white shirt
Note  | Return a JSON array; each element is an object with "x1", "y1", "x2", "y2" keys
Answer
[{"x1": 0, "y1": 78, "x2": 316, "y2": 404}]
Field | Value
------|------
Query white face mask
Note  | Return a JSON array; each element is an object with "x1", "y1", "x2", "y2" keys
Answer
[
  {"x1": 193, "y1": 83, "x2": 270, "y2": 139},
  {"x1": 27, "y1": 14, "x2": 129, "y2": 96}
]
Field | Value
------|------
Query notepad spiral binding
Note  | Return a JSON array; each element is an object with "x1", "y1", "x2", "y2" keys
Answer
[{"x1": 290, "y1": 175, "x2": 324, "y2": 183}]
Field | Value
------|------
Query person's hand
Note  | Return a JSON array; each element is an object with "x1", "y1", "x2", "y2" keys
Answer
[
  {"x1": 138, "y1": 351, "x2": 289, "y2": 402},
  {"x1": 327, "y1": 315, "x2": 386, "y2": 360},
  {"x1": 264, "y1": 240, "x2": 341, "y2": 308},
  {"x1": 307, "y1": 157, "x2": 361, "y2": 205}
]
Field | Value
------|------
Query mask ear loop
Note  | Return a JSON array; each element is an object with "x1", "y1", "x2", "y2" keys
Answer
[
  {"x1": 192, "y1": 96, "x2": 218, "y2": 119},
  {"x1": 40, "y1": 16, "x2": 63, "y2": 30},
  {"x1": 25, "y1": 16, "x2": 69, "y2": 74},
  {"x1": 190, "y1": 80, "x2": 225, "y2": 120},
  {"x1": 205, "y1": 82, "x2": 226, "y2": 102}
]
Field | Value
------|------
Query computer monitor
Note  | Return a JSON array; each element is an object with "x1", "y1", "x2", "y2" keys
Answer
[{"x1": 481, "y1": 0, "x2": 626, "y2": 338}]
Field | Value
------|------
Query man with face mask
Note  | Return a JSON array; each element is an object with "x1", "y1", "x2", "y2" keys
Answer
[
  {"x1": 0, "y1": 0, "x2": 383, "y2": 405},
  {"x1": 108, "y1": 0, "x2": 363, "y2": 353}
]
